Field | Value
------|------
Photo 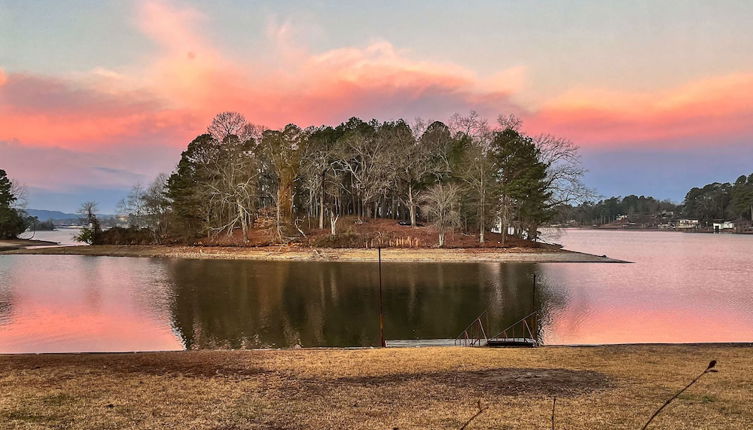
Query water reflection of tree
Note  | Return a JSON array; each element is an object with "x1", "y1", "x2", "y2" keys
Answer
[
  {"x1": 0, "y1": 275, "x2": 13, "y2": 325},
  {"x1": 165, "y1": 260, "x2": 569, "y2": 349}
]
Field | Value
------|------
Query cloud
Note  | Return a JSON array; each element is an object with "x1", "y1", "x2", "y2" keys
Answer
[
  {"x1": 3, "y1": 0, "x2": 753, "y2": 210},
  {"x1": 0, "y1": 140, "x2": 177, "y2": 193},
  {"x1": 134, "y1": 0, "x2": 525, "y2": 126},
  {"x1": 527, "y1": 73, "x2": 753, "y2": 146},
  {"x1": 0, "y1": 72, "x2": 197, "y2": 147}
]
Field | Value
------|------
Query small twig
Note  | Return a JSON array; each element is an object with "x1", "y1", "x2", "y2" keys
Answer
[
  {"x1": 641, "y1": 360, "x2": 718, "y2": 430},
  {"x1": 459, "y1": 400, "x2": 488, "y2": 430},
  {"x1": 551, "y1": 397, "x2": 556, "y2": 430}
]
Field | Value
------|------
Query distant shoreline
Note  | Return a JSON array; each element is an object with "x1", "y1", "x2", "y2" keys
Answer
[
  {"x1": 1, "y1": 244, "x2": 627, "y2": 263},
  {"x1": 556, "y1": 226, "x2": 753, "y2": 234}
]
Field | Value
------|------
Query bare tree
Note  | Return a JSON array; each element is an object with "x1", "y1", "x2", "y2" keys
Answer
[
  {"x1": 337, "y1": 127, "x2": 394, "y2": 221},
  {"x1": 76, "y1": 201, "x2": 101, "y2": 244},
  {"x1": 451, "y1": 112, "x2": 494, "y2": 243},
  {"x1": 300, "y1": 128, "x2": 340, "y2": 229},
  {"x1": 201, "y1": 137, "x2": 260, "y2": 240},
  {"x1": 535, "y1": 134, "x2": 595, "y2": 206},
  {"x1": 420, "y1": 183, "x2": 461, "y2": 247},
  {"x1": 457, "y1": 138, "x2": 496, "y2": 243},
  {"x1": 208, "y1": 112, "x2": 248, "y2": 141},
  {"x1": 9, "y1": 182, "x2": 27, "y2": 210},
  {"x1": 118, "y1": 183, "x2": 147, "y2": 228},
  {"x1": 497, "y1": 113, "x2": 522, "y2": 131}
]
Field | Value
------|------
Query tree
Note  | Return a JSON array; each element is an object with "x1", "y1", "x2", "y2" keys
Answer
[
  {"x1": 260, "y1": 124, "x2": 305, "y2": 240},
  {"x1": 388, "y1": 120, "x2": 429, "y2": 226},
  {"x1": 147, "y1": 111, "x2": 589, "y2": 246},
  {"x1": 336, "y1": 119, "x2": 393, "y2": 221},
  {"x1": 202, "y1": 136, "x2": 261, "y2": 240},
  {"x1": 491, "y1": 128, "x2": 552, "y2": 241},
  {"x1": 420, "y1": 183, "x2": 461, "y2": 247},
  {"x1": 75, "y1": 201, "x2": 102, "y2": 244},
  {"x1": 0, "y1": 169, "x2": 31, "y2": 239},
  {"x1": 118, "y1": 183, "x2": 148, "y2": 228},
  {"x1": 166, "y1": 134, "x2": 220, "y2": 240},
  {"x1": 730, "y1": 174, "x2": 753, "y2": 224},
  {"x1": 534, "y1": 134, "x2": 594, "y2": 206},
  {"x1": 118, "y1": 175, "x2": 172, "y2": 242},
  {"x1": 300, "y1": 126, "x2": 341, "y2": 230},
  {"x1": 451, "y1": 112, "x2": 496, "y2": 243},
  {"x1": 207, "y1": 112, "x2": 248, "y2": 142}
]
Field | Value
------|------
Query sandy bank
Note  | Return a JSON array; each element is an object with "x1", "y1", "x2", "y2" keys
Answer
[
  {"x1": 0, "y1": 238, "x2": 59, "y2": 251},
  {"x1": 2, "y1": 244, "x2": 627, "y2": 263},
  {"x1": 0, "y1": 344, "x2": 748, "y2": 429}
]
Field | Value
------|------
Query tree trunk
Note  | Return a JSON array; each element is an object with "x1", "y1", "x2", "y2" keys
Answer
[
  {"x1": 479, "y1": 188, "x2": 485, "y2": 244},
  {"x1": 438, "y1": 230, "x2": 445, "y2": 247},
  {"x1": 318, "y1": 183, "x2": 324, "y2": 230},
  {"x1": 408, "y1": 184, "x2": 416, "y2": 227},
  {"x1": 238, "y1": 201, "x2": 248, "y2": 243},
  {"x1": 500, "y1": 195, "x2": 507, "y2": 245},
  {"x1": 330, "y1": 211, "x2": 338, "y2": 236},
  {"x1": 277, "y1": 166, "x2": 294, "y2": 231}
]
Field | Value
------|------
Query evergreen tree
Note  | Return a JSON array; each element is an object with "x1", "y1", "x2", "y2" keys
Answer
[{"x1": 0, "y1": 169, "x2": 31, "y2": 239}]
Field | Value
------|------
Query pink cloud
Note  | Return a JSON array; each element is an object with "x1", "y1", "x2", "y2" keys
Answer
[
  {"x1": 527, "y1": 73, "x2": 753, "y2": 146},
  {"x1": 3, "y1": 0, "x2": 753, "y2": 199}
]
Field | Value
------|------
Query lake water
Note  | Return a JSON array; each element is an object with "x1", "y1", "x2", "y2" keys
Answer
[{"x1": 1, "y1": 230, "x2": 752, "y2": 353}]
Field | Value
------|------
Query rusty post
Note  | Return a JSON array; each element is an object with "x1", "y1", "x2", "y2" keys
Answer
[{"x1": 378, "y1": 247, "x2": 386, "y2": 347}]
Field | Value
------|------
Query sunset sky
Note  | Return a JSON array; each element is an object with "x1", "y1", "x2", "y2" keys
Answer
[{"x1": 2, "y1": 0, "x2": 752, "y2": 212}]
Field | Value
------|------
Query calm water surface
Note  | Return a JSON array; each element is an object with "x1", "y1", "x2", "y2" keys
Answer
[{"x1": 1, "y1": 230, "x2": 751, "y2": 352}]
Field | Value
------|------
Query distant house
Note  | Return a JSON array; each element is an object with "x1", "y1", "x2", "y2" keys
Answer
[
  {"x1": 712, "y1": 221, "x2": 735, "y2": 233},
  {"x1": 616, "y1": 214, "x2": 628, "y2": 221},
  {"x1": 676, "y1": 219, "x2": 699, "y2": 229}
]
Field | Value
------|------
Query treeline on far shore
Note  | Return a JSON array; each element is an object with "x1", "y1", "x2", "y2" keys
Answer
[
  {"x1": 554, "y1": 173, "x2": 753, "y2": 230},
  {"x1": 77, "y1": 111, "x2": 591, "y2": 248}
]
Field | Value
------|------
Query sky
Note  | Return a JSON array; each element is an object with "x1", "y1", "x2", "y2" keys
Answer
[{"x1": 1, "y1": 0, "x2": 752, "y2": 212}]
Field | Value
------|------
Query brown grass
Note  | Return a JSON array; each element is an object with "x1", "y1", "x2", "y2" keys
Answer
[
  {"x1": 3, "y1": 244, "x2": 624, "y2": 263},
  {"x1": 202, "y1": 216, "x2": 547, "y2": 249},
  {"x1": 1, "y1": 345, "x2": 750, "y2": 429}
]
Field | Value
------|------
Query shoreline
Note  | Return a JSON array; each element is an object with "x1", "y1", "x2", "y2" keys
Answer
[
  {"x1": 0, "y1": 238, "x2": 59, "y2": 251},
  {"x1": 2, "y1": 341, "x2": 751, "y2": 356},
  {"x1": 1, "y1": 344, "x2": 749, "y2": 428},
  {"x1": 1, "y1": 244, "x2": 628, "y2": 263}
]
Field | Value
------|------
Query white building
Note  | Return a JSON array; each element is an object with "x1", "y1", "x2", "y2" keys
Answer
[
  {"x1": 676, "y1": 219, "x2": 699, "y2": 229},
  {"x1": 712, "y1": 221, "x2": 735, "y2": 232}
]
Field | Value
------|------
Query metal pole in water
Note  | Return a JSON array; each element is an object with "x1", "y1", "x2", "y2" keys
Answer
[
  {"x1": 378, "y1": 247, "x2": 386, "y2": 347},
  {"x1": 531, "y1": 273, "x2": 537, "y2": 340},
  {"x1": 532, "y1": 273, "x2": 536, "y2": 312}
]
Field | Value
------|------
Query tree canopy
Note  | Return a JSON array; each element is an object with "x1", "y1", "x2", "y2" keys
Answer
[
  {"x1": 0, "y1": 169, "x2": 31, "y2": 239},
  {"x1": 117, "y1": 111, "x2": 590, "y2": 246}
]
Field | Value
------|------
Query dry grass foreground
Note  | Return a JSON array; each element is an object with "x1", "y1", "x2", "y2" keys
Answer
[
  {"x1": 3, "y1": 244, "x2": 625, "y2": 263},
  {"x1": 1, "y1": 345, "x2": 751, "y2": 429}
]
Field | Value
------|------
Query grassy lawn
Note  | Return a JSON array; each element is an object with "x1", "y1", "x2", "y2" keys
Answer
[{"x1": 0, "y1": 345, "x2": 750, "y2": 429}]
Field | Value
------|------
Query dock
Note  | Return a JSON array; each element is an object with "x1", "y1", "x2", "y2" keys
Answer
[
  {"x1": 486, "y1": 337, "x2": 537, "y2": 347},
  {"x1": 386, "y1": 337, "x2": 537, "y2": 348}
]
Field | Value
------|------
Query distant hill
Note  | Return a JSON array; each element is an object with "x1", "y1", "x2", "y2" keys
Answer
[{"x1": 25, "y1": 209, "x2": 79, "y2": 222}]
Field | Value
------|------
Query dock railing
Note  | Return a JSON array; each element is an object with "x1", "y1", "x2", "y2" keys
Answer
[
  {"x1": 490, "y1": 311, "x2": 539, "y2": 344},
  {"x1": 454, "y1": 310, "x2": 488, "y2": 346}
]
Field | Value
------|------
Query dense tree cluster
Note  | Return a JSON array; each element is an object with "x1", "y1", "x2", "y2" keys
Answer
[
  {"x1": 682, "y1": 174, "x2": 753, "y2": 225},
  {"x1": 0, "y1": 169, "x2": 32, "y2": 239},
  {"x1": 554, "y1": 195, "x2": 679, "y2": 226},
  {"x1": 119, "y1": 112, "x2": 588, "y2": 246},
  {"x1": 555, "y1": 173, "x2": 753, "y2": 229}
]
